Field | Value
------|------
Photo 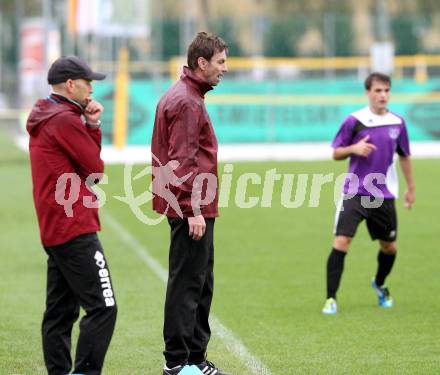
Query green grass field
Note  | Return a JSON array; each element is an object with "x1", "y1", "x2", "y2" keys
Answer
[{"x1": 1, "y1": 131, "x2": 439, "y2": 374}]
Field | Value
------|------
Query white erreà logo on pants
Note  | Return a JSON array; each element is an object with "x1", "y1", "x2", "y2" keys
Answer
[{"x1": 94, "y1": 251, "x2": 115, "y2": 307}]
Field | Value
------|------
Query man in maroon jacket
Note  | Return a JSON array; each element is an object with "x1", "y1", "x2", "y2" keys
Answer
[
  {"x1": 151, "y1": 32, "x2": 230, "y2": 375},
  {"x1": 27, "y1": 56, "x2": 117, "y2": 375}
]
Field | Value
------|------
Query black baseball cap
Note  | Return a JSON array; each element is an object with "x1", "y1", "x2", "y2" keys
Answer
[{"x1": 47, "y1": 56, "x2": 106, "y2": 84}]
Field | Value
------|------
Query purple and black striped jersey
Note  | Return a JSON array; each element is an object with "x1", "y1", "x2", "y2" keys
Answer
[{"x1": 332, "y1": 106, "x2": 411, "y2": 199}]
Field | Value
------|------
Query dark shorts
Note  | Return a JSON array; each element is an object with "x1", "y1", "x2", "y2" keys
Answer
[{"x1": 334, "y1": 195, "x2": 397, "y2": 242}]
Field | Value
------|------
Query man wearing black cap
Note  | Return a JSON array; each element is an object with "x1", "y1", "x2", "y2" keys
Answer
[{"x1": 26, "y1": 56, "x2": 117, "y2": 375}]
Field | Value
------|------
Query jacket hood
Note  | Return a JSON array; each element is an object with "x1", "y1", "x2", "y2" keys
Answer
[{"x1": 26, "y1": 95, "x2": 81, "y2": 137}]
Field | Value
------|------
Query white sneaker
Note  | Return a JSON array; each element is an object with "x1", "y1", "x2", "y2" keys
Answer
[{"x1": 322, "y1": 298, "x2": 337, "y2": 314}]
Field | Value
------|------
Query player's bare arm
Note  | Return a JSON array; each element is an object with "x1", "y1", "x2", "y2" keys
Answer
[
  {"x1": 399, "y1": 155, "x2": 415, "y2": 209},
  {"x1": 333, "y1": 135, "x2": 377, "y2": 160}
]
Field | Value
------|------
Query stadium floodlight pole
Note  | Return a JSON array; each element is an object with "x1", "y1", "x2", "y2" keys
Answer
[
  {"x1": 323, "y1": 12, "x2": 336, "y2": 79},
  {"x1": 156, "y1": 0, "x2": 163, "y2": 61},
  {"x1": 180, "y1": 0, "x2": 197, "y2": 56},
  {"x1": 151, "y1": 0, "x2": 163, "y2": 81},
  {"x1": 376, "y1": 0, "x2": 391, "y2": 42},
  {"x1": 14, "y1": 0, "x2": 24, "y2": 109},
  {"x1": 42, "y1": 0, "x2": 52, "y2": 74},
  {"x1": 0, "y1": 11, "x2": 2, "y2": 93}
]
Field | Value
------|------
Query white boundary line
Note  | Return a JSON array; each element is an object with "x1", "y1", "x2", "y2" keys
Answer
[
  {"x1": 15, "y1": 134, "x2": 440, "y2": 163},
  {"x1": 102, "y1": 212, "x2": 273, "y2": 375},
  {"x1": 98, "y1": 142, "x2": 440, "y2": 163}
]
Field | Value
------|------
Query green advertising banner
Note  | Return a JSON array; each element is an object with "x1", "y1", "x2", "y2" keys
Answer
[{"x1": 93, "y1": 78, "x2": 440, "y2": 145}]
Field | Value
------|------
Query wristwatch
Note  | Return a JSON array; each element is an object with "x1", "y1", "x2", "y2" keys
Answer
[{"x1": 86, "y1": 120, "x2": 101, "y2": 129}]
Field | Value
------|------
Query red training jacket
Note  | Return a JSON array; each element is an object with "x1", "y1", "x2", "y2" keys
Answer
[
  {"x1": 27, "y1": 94, "x2": 104, "y2": 247},
  {"x1": 151, "y1": 66, "x2": 219, "y2": 218}
]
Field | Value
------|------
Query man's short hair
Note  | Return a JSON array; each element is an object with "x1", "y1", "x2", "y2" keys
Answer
[
  {"x1": 364, "y1": 72, "x2": 391, "y2": 90},
  {"x1": 187, "y1": 32, "x2": 228, "y2": 70}
]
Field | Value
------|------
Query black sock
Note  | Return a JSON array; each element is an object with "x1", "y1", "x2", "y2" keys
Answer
[
  {"x1": 375, "y1": 250, "x2": 396, "y2": 287},
  {"x1": 326, "y1": 248, "x2": 346, "y2": 299}
]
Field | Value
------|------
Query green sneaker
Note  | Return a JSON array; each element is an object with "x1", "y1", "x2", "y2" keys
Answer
[
  {"x1": 322, "y1": 297, "x2": 337, "y2": 314},
  {"x1": 371, "y1": 279, "x2": 393, "y2": 308}
]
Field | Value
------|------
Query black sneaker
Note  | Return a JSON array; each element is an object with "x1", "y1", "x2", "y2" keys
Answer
[
  {"x1": 163, "y1": 364, "x2": 184, "y2": 375},
  {"x1": 195, "y1": 360, "x2": 231, "y2": 375}
]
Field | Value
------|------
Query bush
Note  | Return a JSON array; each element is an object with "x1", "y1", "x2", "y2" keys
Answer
[
  {"x1": 391, "y1": 16, "x2": 419, "y2": 55},
  {"x1": 263, "y1": 17, "x2": 307, "y2": 57}
]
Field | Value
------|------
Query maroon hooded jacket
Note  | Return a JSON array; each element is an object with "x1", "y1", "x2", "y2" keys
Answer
[
  {"x1": 27, "y1": 94, "x2": 103, "y2": 247},
  {"x1": 151, "y1": 67, "x2": 219, "y2": 218}
]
